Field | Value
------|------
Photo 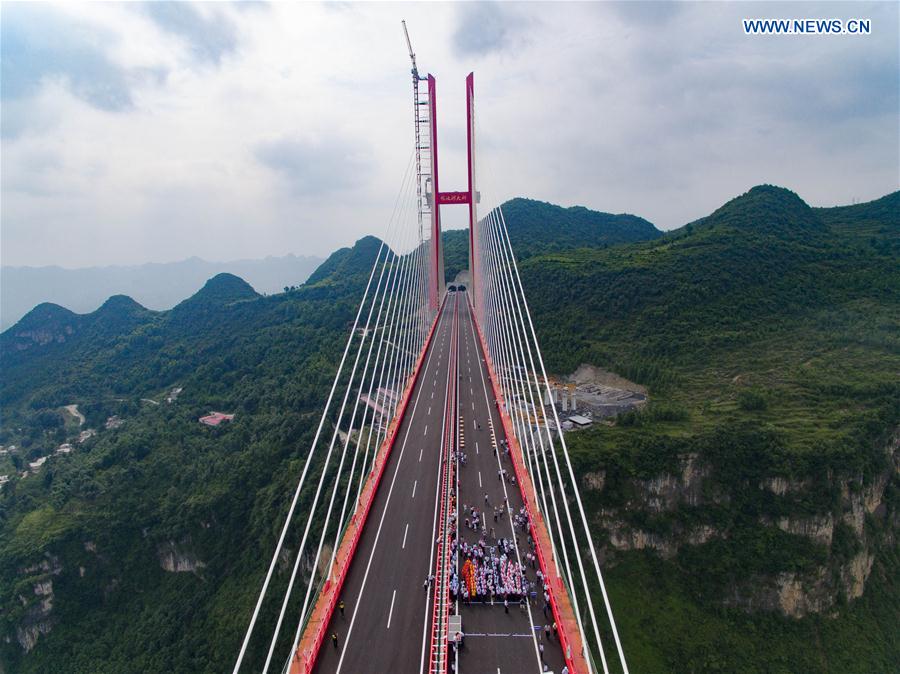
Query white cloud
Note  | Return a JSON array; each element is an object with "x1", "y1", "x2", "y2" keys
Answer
[{"x1": 1, "y1": 1, "x2": 897, "y2": 268}]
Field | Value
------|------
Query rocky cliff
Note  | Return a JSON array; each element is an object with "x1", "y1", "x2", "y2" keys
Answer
[{"x1": 588, "y1": 427, "x2": 899, "y2": 618}]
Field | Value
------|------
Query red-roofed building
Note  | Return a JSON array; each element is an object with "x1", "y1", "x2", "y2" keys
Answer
[{"x1": 199, "y1": 412, "x2": 235, "y2": 427}]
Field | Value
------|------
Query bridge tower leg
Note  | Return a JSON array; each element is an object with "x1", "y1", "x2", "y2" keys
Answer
[
  {"x1": 466, "y1": 72, "x2": 477, "y2": 308},
  {"x1": 423, "y1": 73, "x2": 476, "y2": 312},
  {"x1": 427, "y1": 75, "x2": 443, "y2": 312}
]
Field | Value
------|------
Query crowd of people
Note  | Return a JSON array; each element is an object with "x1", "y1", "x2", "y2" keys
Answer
[
  {"x1": 452, "y1": 538, "x2": 527, "y2": 600},
  {"x1": 442, "y1": 412, "x2": 567, "y2": 670},
  {"x1": 442, "y1": 485, "x2": 550, "y2": 608}
]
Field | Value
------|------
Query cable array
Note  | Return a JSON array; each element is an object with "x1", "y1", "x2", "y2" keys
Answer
[
  {"x1": 473, "y1": 205, "x2": 630, "y2": 674},
  {"x1": 232, "y1": 152, "x2": 439, "y2": 674}
]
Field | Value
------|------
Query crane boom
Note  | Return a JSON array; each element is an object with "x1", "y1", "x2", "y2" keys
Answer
[{"x1": 401, "y1": 19, "x2": 418, "y2": 78}]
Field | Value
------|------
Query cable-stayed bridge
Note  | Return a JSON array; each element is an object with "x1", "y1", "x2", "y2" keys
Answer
[{"x1": 232, "y1": 26, "x2": 628, "y2": 674}]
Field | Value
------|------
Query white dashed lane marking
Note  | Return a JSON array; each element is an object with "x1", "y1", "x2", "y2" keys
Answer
[{"x1": 387, "y1": 590, "x2": 397, "y2": 629}]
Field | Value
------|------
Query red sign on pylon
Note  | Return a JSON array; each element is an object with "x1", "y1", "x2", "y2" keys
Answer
[{"x1": 438, "y1": 191, "x2": 471, "y2": 204}]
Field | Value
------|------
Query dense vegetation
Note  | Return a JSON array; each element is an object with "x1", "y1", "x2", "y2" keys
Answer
[
  {"x1": 0, "y1": 245, "x2": 380, "y2": 672},
  {"x1": 521, "y1": 186, "x2": 900, "y2": 672},
  {"x1": 1, "y1": 187, "x2": 897, "y2": 672}
]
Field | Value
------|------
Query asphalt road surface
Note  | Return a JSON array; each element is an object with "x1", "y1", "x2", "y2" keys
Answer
[
  {"x1": 451, "y1": 295, "x2": 566, "y2": 674},
  {"x1": 314, "y1": 294, "x2": 457, "y2": 674}
]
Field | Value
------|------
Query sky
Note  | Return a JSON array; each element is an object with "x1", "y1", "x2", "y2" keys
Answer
[{"x1": 1, "y1": 1, "x2": 898, "y2": 268}]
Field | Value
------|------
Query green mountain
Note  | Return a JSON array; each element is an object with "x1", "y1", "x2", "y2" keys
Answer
[
  {"x1": 1, "y1": 189, "x2": 898, "y2": 673},
  {"x1": 0, "y1": 236, "x2": 384, "y2": 672},
  {"x1": 304, "y1": 235, "x2": 384, "y2": 286},
  {"x1": 519, "y1": 185, "x2": 900, "y2": 672},
  {"x1": 442, "y1": 197, "x2": 662, "y2": 281},
  {"x1": 173, "y1": 272, "x2": 260, "y2": 307}
]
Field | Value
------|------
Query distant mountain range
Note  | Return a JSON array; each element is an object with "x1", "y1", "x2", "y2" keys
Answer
[{"x1": 0, "y1": 254, "x2": 323, "y2": 330}]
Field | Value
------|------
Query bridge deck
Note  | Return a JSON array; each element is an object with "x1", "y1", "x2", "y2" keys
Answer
[
  {"x1": 469, "y1": 294, "x2": 589, "y2": 674},
  {"x1": 452, "y1": 295, "x2": 567, "y2": 674},
  {"x1": 307, "y1": 291, "x2": 574, "y2": 674},
  {"x1": 311, "y1": 294, "x2": 457, "y2": 674}
]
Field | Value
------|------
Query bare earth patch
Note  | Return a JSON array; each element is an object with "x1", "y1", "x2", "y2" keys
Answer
[{"x1": 62, "y1": 405, "x2": 84, "y2": 426}]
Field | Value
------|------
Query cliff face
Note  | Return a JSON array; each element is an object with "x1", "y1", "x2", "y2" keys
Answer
[
  {"x1": 157, "y1": 540, "x2": 206, "y2": 574},
  {"x1": 5, "y1": 536, "x2": 211, "y2": 655},
  {"x1": 588, "y1": 428, "x2": 899, "y2": 618},
  {"x1": 9, "y1": 555, "x2": 62, "y2": 653},
  {"x1": 16, "y1": 581, "x2": 54, "y2": 653}
]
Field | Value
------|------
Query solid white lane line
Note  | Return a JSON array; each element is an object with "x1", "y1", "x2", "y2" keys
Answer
[
  {"x1": 412, "y1": 480, "x2": 417, "y2": 499},
  {"x1": 402, "y1": 523, "x2": 409, "y2": 549},
  {"x1": 387, "y1": 590, "x2": 397, "y2": 629}
]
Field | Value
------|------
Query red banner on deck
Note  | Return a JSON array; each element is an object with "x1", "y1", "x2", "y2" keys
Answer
[{"x1": 438, "y1": 191, "x2": 471, "y2": 204}]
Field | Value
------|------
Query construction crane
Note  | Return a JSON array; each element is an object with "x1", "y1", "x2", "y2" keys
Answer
[
  {"x1": 401, "y1": 19, "x2": 419, "y2": 81},
  {"x1": 401, "y1": 20, "x2": 431, "y2": 253}
]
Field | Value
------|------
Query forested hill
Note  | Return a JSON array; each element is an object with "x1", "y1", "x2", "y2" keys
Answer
[
  {"x1": 500, "y1": 197, "x2": 661, "y2": 251},
  {"x1": 1, "y1": 186, "x2": 898, "y2": 673},
  {"x1": 518, "y1": 185, "x2": 900, "y2": 672},
  {"x1": 0, "y1": 236, "x2": 385, "y2": 672},
  {"x1": 442, "y1": 197, "x2": 661, "y2": 281},
  {"x1": 525, "y1": 185, "x2": 899, "y2": 376},
  {"x1": 304, "y1": 235, "x2": 384, "y2": 286}
]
